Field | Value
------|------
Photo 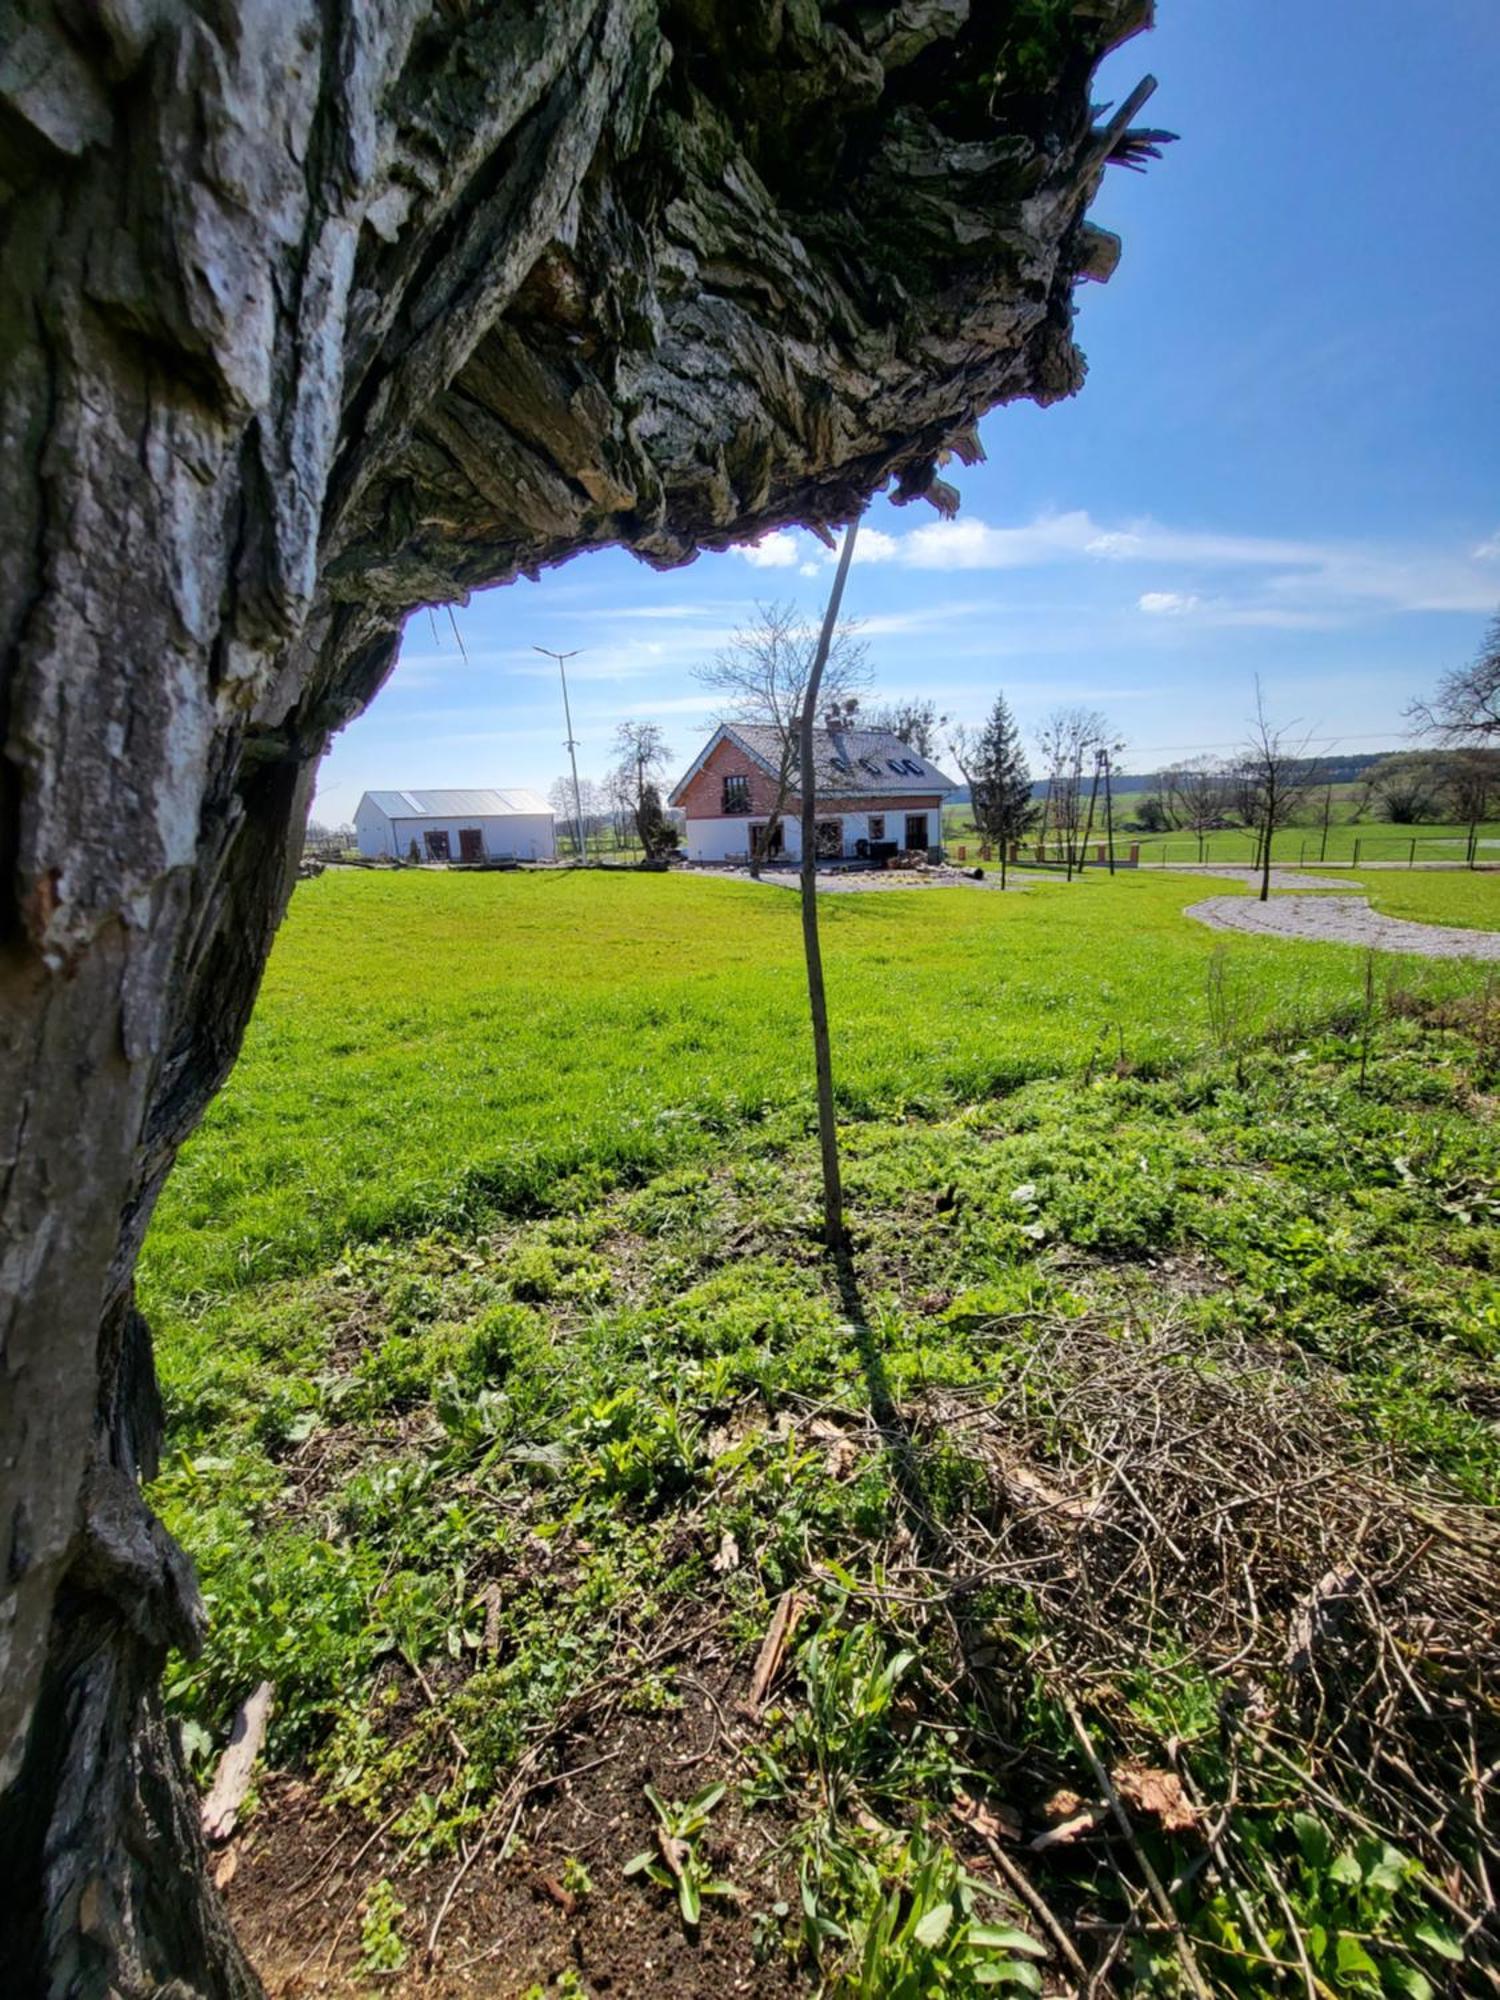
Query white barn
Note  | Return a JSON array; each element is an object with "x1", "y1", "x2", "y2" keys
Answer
[{"x1": 354, "y1": 788, "x2": 555, "y2": 863}]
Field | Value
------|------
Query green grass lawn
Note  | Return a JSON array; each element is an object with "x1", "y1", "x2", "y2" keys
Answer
[
  {"x1": 1351, "y1": 866, "x2": 1500, "y2": 929},
  {"x1": 144, "y1": 868, "x2": 1500, "y2": 1996},
  {"x1": 942, "y1": 806, "x2": 1500, "y2": 868},
  {"x1": 142, "y1": 869, "x2": 1489, "y2": 1312}
]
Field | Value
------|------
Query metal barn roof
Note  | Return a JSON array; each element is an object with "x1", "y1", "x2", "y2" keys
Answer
[{"x1": 363, "y1": 788, "x2": 552, "y2": 819}]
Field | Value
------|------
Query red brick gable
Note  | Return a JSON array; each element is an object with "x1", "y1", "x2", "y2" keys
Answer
[
  {"x1": 676, "y1": 732, "x2": 944, "y2": 819},
  {"x1": 675, "y1": 733, "x2": 786, "y2": 819}
]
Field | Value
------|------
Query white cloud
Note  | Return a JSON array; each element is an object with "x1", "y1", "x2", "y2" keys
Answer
[
  {"x1": 854, "y1": 526, "x2": 901, "y2": 563},
  {"x1": 735, "y1": 531, "x2": 801, "y2": 569},
  {"x1": 799, "y1": 561, "x2": 821, "y2": 577},
  {"x1": 897, "y1": 510, "x2": 1100, "y2": 570},
  {"x1": 1139, "y1": 591, "x2": 1202, "y2": 616},
  {"x1": 1474, "y1": 531, "x2": 1500, "y2": 561}
]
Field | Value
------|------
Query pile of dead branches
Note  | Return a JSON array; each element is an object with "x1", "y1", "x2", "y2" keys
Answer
[{"x1": 910, "y1": 1314, "x2": 1500, "y2": 1977}]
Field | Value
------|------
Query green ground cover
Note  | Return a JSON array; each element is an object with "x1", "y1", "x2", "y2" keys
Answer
[
  {"x1": 142, "y1": 870, "x2": 1488, "y2": 1312},
  {"x1": 144, "y1": 870, "x2": 1500, "y2": 1996}
]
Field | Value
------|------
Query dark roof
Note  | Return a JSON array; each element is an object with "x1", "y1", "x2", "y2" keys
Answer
[{"x1": 670, "y1": 724, "x2": 955, "y2": 804}]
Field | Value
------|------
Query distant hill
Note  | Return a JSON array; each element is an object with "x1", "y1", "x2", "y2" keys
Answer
[{"x1": 947, "y1": 751, "x2": 1397, "y2": 808}]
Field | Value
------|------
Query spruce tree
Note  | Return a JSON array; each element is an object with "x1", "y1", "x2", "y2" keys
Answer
[{"x1": 972, "y1": 692, "x2": 1036, "y2": 887}]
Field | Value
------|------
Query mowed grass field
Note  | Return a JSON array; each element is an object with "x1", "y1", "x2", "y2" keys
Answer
[
  {"x1": 144, "y1": 867, "x2": 1500, "y2": 1997},
  {"x1": 941, "y1": 805, "x2": 1500, "y2": 869},
  {"x1": 142, "y1": 867, "x2": 1490, "y2": 1310}
]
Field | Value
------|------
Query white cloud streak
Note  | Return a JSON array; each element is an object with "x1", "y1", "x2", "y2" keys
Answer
[{"x1": 768, "y1": 509, "x2": 1500, "y2": 620}]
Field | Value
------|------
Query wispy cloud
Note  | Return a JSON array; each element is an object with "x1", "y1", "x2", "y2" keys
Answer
[
  {"x1": 766, "y1": 509, "x2": 1500, "y2": 620},
  {"x1": 1139, "y1": 591, "x2": 1201, "y2": 616}
]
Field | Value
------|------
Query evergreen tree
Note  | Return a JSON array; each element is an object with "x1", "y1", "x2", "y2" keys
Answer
[{"x1": 965, "y1": 693, "x2": 1035, "y2": 887}]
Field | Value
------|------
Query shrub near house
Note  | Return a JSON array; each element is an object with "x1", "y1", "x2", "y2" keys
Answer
[{"x1": 669, "y1": 722, "x2": 955, "y2": 864}]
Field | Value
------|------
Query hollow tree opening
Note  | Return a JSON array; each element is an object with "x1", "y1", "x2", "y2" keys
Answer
[{"x1": 0, "y1": 5, "x2": 1164, "y2": 1991}]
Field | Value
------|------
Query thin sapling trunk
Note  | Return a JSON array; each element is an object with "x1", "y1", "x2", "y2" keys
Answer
[{"x1": 799, "y1": 514, "x2": 862, "y2": 1251}]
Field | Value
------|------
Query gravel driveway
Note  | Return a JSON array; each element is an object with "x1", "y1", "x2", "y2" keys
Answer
[
  {"x1": 682, "y1": 866, "x2": 1029, "y2": 893},
  {"x1": 1188, "y1": 892, "x2": 1500, "y2": 960}
]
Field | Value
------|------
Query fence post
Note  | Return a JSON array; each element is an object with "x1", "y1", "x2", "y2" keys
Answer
[
  {"x1": 1409, "y1": 838, "x2": 1416, "y2": 868},
  {"x1": 1353, "y1": 837, "x2": 1361, "y2": 870}
]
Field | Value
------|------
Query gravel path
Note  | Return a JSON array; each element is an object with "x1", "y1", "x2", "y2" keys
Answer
[
  {"x1": 682, "y1": 866, "x2": 1030, "y2": 893},
  {"x1": 1172, "y1": 866, "x2": 1354, "y2": 892},
  {"x1": 1188, "y1": 893, "x2": 1500, "y2": 960}
]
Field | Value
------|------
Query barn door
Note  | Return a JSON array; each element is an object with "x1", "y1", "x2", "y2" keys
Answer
[
  {"x1": 459, "y1": 827, "x2": 483, "y2": 861},
  {"x1": 424, "y1": 829, "x2": 451, "y2": 860}
]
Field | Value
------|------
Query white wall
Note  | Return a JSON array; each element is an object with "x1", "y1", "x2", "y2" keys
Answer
[
  {"x1": 354, "y1": 797, "x2": 390, "y2": 858},
  {"x1": 356, "y1": 811, "x2": 556, "y2": 861},
  {"x1": 683, "y1": 807, "x2": 940, "y2": 864}
]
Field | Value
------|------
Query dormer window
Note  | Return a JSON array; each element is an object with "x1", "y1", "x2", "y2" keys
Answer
[
  {"x1": 887, "y1": 759, "x2": 904, "y2": 774},
  {"x1": 722, "y1": 773, "x2": 750, "y2": 813},
  {"x1": 902, "y1": 758, "x2": 924, "y2": 776}
]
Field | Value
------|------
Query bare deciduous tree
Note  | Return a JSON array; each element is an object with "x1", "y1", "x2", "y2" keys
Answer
[
  {"x1": 1036, "y1": 707, "x2": 1110, "y2": 878},
  {"x1": 1164, "y1": 760, "x2": 1233, "y2": 841},
  {"x1": 864, "y1": 697, "x2": 945, "y2": 761},
  {"x1": 694, "y1": 601, "x2": 869, "y2": 875},
  {"x1": 613, "y1": 722, "x2": 675, "y2": 857},
  {"x1": 1236, "y1": 683, "x2": 1324, "y2": 901},
  {"x1": 1407, "y1": 612, "x2": 1500, "y2": 742}
]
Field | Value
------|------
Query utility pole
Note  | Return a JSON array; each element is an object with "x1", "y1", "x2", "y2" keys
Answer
[
  {"x1": 1079, "y1": 747, "x2": 1103, "y2": 871},
  {"x1": 533, "y1": 646, "x2": 587, "y2": 862},
  {"x1": 1102, "y1": 746, "x2": 1116, "y2": 875}
]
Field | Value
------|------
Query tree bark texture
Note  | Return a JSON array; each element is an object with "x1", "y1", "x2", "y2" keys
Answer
[{"x1": 0, "y1": 3, "x2": 1156, "y2": 1990}]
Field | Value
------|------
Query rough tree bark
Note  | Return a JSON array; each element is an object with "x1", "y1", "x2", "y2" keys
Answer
[{"x1": 0, "y1": 4, "x2": 1160, "y2": 1991}]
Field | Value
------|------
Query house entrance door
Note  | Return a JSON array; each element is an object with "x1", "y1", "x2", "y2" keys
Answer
[
  {"x1": 424, "y1": 829, "x2": 452, "y2": 860},
  {"x1": 905, "y1": 814, "x2": 928, "y2": 853},
  {"x1": 458, "y1": 827, "x2": 483, "y2": 861}
]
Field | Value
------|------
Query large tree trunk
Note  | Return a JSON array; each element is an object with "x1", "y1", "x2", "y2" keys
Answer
[{"x1": 0, "y1": 3, "x2": 1159, "y2": 1989}]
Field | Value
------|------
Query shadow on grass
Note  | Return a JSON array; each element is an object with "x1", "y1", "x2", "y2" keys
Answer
[{"x1": 833, "y1": 1246, "x2": 944, "y2": 1562}]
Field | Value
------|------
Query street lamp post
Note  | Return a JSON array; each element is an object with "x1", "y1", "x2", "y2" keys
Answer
[{"x1": 533, "y1": 646, "x2": 587, "y2": 862}]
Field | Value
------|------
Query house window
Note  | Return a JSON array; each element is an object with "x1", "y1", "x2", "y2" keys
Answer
[
  {"x1": 868, "y1": 815, "x2": 885, "y2": 841},
  {"x1": 902, "y1": 759, "x2": 924, "y2": 775},
  {"x1": 859, "y1": 758, "x2": 881, "y2": 777},
  {"x1": 722, "y1": 773, "x2": 750, "y2": 813},
  {"x1": 815, "y1": 818, "x2": 843, "y2": 858},
  {"x1": 887, "y1": 759, "x2": 905, "y2": 773}
]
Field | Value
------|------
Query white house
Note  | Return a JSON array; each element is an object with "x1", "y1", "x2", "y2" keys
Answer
[
  {"x1": 354, "y1": 788, "x2": 555, "y2": 862},
  {"x1": 667, "y1": 723, "x2": 955, "y2": 865}
]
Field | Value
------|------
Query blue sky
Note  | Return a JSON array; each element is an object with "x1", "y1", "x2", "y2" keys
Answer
[{"x1": 315, "y1": 0, "x2": 1500, "y2": 823}]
